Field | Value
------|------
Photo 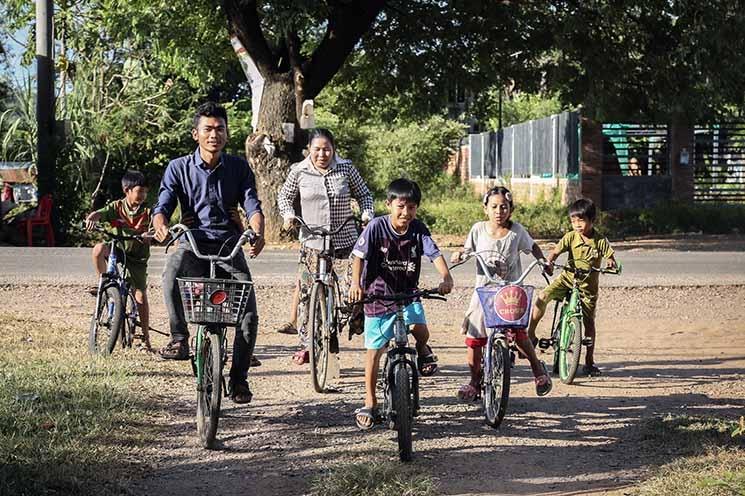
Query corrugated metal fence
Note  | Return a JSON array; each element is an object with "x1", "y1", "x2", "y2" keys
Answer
[{"x1": 469, "y1": 111, "x2": 579, "y2": 179}]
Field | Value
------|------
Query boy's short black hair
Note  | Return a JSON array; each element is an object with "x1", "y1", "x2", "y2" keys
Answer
[
  {"x1": 386, "y1": 178, "x2": 422, "y2": 206},
  {"x1": 193, "y1": 101, "x2": 228, "y2": 129},
  {"x1": 122, "y1": 170, "x2": 147, "y2": 192},
  {"x1": 568, "y1": 198, "x2": 596, "y2": 221}
]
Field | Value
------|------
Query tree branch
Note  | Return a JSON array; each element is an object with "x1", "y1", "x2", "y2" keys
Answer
[
  {"x1": 301, "y1": 0, "x2": 386, "y2": 99},
  {"x1": 287, "y1": 28, "x2": 306, "y2": 121},
  {"x1": 222, "y1": 0, "x2": 276, "y2": 76}
]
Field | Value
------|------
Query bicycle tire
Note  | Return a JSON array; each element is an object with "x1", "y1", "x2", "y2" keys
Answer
[
  {"x1": 309, "y1": 282, "x2": 330, "y2": 393},
  {"x1": 393, "y1": 364, "x2": 413, "y2": 462},
  {"x1": 122, "y1": 290, "x2": 138, "y2": 348},
  {"x1": 483, "y1": 337, "x2": 511, "y2": 429},
  {"x1": 89, "y1": 286, "x2": 123, "y2": 355},
  {"x1": 559, "y1": 314, "x2": 583, "y2": 384},
  {"x1": 196, "y1": 330, "x2": 222, "y2": 448}
]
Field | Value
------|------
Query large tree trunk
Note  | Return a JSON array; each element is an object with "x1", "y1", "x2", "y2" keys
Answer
[{"x1": 245, "y1": 73, "x2": 304, "y2": 241}]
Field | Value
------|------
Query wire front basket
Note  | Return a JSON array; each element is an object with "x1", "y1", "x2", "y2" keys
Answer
[{"x1": 177, "y1": 277, "x2": 254, "y2": 326}]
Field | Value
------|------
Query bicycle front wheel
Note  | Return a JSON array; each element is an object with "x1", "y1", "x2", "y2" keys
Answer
[
  {"x1": 89, "y1": 286, "x2": 123, "y2": 356},
  {"x1": 308, "y1": 282, "x2": 330, "y2": 393},
  {"x1": 483, "y1": 337, "x2": 511, "y2": 429},
  {"x1": 393, "y1": 364, "x2": 414, "y2": 462},
  {"x1": 122, "y1": 290, "x2": 138, "y2": 349},
  {"x1": 559, "y1": 314, "x2": 583, "y2": 384},
  {"x1": 196, "y1": 330, "x2": 223, "y2": 448}
]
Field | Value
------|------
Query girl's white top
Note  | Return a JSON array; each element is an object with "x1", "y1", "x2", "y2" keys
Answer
[{"x1": 464, "y1": 221, "x2": 535, "y2": 287}]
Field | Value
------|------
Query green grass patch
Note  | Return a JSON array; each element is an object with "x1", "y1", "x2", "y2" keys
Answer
[
  {"x1": 309, "y1": 461, "x2": 438, "y2": 496},
  {"x1": 634, "y1": 415, "x2": 745, "y2": 496},
  {"x1": 0, "y1": 314, "x2": 155, "y2": 496}
]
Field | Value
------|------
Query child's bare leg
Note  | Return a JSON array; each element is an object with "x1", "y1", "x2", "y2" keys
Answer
[
  {"x1": 410, "y1": 323, "x2": 430, "y2": 353},
  {"x1": 515, "y1": 333, "x2": 544, "y2": 378},
  {"x1": 135, "y1": 289, "x2": 151, "y2": 349},
  {"x1": 528, "y1": 292, "x2": 548, "y2": 342},
  {"x1": 91, "y1": 243, "x2": 110, "y2": 275},
  {"x1": 357, "y1": 347, "x2": 386, "y2": 428},
  {"x1": 584, "y1": 317, "x2": 597, "y2": 366},
  {"x1": 467, "y1": 345, "x2": 483, "y2": 388}
]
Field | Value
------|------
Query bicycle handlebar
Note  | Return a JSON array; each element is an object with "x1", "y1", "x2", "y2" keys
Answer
[
  {"x1": 289, "y1": 215, "x2": 358, "y2": 237},
  {"x1": 451, "y1": 250, "x2": 547, "y2": 286},
  {"x1": 165, "y1": 223, "x2": 258, "y2": 262},
  {"x1": 80, "y1": 223, "x2": 153, "y2": 243},
  {"x1": 552, "y1": 260, "x2": 622, "y2": 276},
  {"x1": 358, "y1": 288, "x2": 447, "y2": 305}
]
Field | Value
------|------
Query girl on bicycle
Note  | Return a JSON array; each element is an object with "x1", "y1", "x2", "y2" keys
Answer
[
  {"x1": 450, "y1": 186, "x2": 552, "y2": 401},
  {"x1": 277, "y1": 128, "x2": 374, "y2": 364}
]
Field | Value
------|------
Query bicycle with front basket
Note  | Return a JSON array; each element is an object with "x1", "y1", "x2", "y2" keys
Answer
[
  {"x1": 537, "y1": 259, "x2": 621, "y2": 384},
  {"x1": 290, "y1": 215, "x2": 359, "y2": 393},
  {"x1": 166, "y1": 223, "x2": 257, "y2": 448},
  {"x1": 453, "y1": 251, "x2": 547, "y2": 428},
  {"x1": 361, "y1": 289, "x2": 446, "y2": 462},
  {"x1": 87, "y1": 225, "x2": 153, "y2": 355}
]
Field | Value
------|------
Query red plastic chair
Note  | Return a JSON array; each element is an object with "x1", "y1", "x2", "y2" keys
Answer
[{"x1": 17, "y1": 194, "x2": 55, "y2": 247}]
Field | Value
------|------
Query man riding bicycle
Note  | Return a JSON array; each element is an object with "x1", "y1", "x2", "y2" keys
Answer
[{"x1": 152, "y1": 102, "x2": 265, "y2": 404}]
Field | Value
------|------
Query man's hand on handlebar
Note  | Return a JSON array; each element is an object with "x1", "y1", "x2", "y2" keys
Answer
[
  {"x1": 247, "y1": 234, "x2": 265, "y2": 258},
  {"x1": 539, "y1": 257, "x2": 554, "y2": 276}
]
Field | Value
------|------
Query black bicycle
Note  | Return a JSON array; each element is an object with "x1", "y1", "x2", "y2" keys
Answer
[
  {"x1": 361, "y1": 289, "x2": 445, "y2": 462},
  {"x1": 290, "y1": 215, "x2": 358, "y2": 393},
  {"x1": 87, "y1": 225, "x2": 152, "y2": 355},
  {"x1": 166, "y1": 223, "x2": 258, "y2": 448}
]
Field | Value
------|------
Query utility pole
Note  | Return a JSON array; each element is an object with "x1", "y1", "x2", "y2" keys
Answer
[{"x1": 36, "y1": 0, "x2": 55, "y2": 198}]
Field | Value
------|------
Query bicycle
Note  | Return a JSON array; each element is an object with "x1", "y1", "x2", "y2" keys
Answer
[
  {"x1": 537, "y1": 259, "x2": 621, "y2": 385},
  {"x1": 289, "y1": 215, "x2": 358, "y2": 393},
  {"x1": 88, "y1": 225, "x2": 152, "y2": 355},
  {"x1": 360, "y1": 289, "x2": 446, "y2": 462},
  {"x1": 453, "y1": 251, "x2": 547, "y2": 429},
  {"x1": 166, "y1": 223, "x2": 258, "y2": 448}
]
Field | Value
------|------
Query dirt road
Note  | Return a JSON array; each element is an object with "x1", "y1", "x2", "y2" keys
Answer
[{"x1": 3, "y1": 264, "x2": 744, "y2": 495}]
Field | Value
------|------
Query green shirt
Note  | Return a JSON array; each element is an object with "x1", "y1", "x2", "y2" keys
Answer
[
  {"x1": 96, "y1": 199, "x2": 151, "y2": 264},
  {"x1": 554, "y1": 230, "x2": 614, "y2": 296}
]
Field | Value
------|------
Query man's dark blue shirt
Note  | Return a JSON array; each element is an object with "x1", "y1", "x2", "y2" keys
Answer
[{"x1": 153, "y1": 148, "x2": 262, "y2": 242}]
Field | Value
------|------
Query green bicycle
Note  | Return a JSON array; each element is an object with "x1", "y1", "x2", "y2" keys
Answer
[
  {"x1": 538, "y1": 259, "x2": 621, "y2": 384},
  {"x1": 167, "y1": 223, "x2": 257, "y2": 448}
]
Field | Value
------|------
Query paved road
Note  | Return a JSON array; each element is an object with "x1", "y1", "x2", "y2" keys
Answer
[{"x1": 1, "y1": 245, "x2": 744, "y2": 287}]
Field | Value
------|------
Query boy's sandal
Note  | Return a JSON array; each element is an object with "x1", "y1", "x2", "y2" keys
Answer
[
  {"x1": 535, "y1": 361, "x2": 553, "y2": 397},
  {"x1": 276, "y1": 322, "x2": 298, "y2": 335},
  {"x1": 354, "y1": 406, "x2": 380, "y2": 431},
  {"x1": 417, "y1": 345, "x2": 439, "y2": 377},
  {"x1": 457, "y1": 383, "x2": 480, "y2": 402},
  {"x1": 292, "y1": 349, "x2": 309, "y2": 365}
]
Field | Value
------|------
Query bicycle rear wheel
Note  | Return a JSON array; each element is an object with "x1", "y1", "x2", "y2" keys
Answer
[
  {"x1": 89, "y1": 286, "x2": 123, "y2": 355},
  {"x1": 483, "y1": 337, "x2": 511, "y2": 429},
  {"x1": 308, "y1": 282, "x2": 330, "y2": 393},
  {"x1": 122, "y1": 290, "x2": 138, "y2": 349},
  {"x1": 196, "y1": 330, "x2": 223, "y2": 448},
  {"x1": 559, "y1": 314, "x2": 583, "y2": 384},
  {"x1": 393, "y1": 364, "x2": 414, "y2": 462}
]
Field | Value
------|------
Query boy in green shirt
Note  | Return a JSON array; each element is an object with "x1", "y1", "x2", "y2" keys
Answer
[
  {"x1": 527, "y1": 198, "x2": 617, "y2": 376},
  {"x1": 85, "y1": 170, "x2": 152, "y2": 351}
]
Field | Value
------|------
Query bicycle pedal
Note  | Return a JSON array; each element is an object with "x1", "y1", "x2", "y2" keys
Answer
[{"x1": 537, "y1": 338, "x2": 552, "y2": 350}]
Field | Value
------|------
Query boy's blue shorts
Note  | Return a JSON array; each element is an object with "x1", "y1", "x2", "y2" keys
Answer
[{"x1": 364, "y1": 302, "x2": 427, "y2": 350}]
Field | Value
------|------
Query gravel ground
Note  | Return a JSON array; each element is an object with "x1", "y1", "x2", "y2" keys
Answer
[{"x1": 2, "y1": 274, "x2": 744, "y2": 496}]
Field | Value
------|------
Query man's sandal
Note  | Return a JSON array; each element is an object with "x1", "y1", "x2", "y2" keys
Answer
[
  {"x1": 417, "y1": 345, "x2": 439, "y2": 377},
  {"x1": 535, "y1": 361, "x2": 553, "y2": 397},
  {"x1": 354, "y1": 406, "x2": 380, "y2": 431}
]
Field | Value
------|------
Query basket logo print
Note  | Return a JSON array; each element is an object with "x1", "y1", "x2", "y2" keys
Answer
[{"x1": 494, "y1": 285, "x2": 529, "y2": 323}]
